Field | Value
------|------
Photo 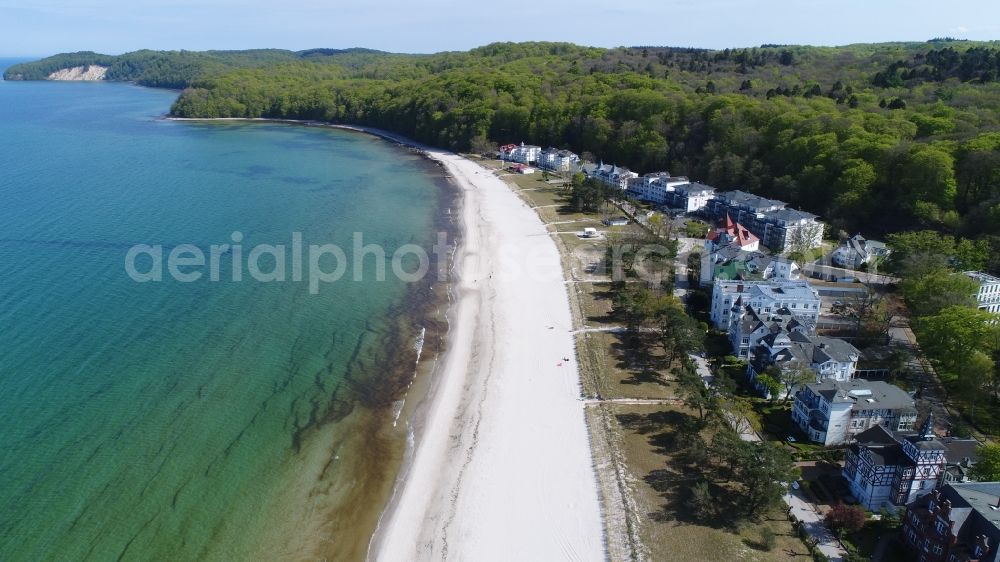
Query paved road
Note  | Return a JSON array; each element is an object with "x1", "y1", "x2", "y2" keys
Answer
[
  {"x1": 785, "y1": 489, "x2": 847, "y2": 562},
  {"x1": 689, "y1": 353, "x2": 714, "y2": 388},
  {"x1": 887, "y1": 315, "x2": 952, "y2": 433},
  {"x1": 673, "y1": 236, "x2": 703, "y2": 299},
  {"x1": 802, "y1": 251, "x2": 899, "y2": 285}
]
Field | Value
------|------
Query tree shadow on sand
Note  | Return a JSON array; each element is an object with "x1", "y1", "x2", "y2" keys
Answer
[
  {"x1": 618, "y1": 409, "x2": 749, "y2": 530},
  {"x1": 611, "y1": 332, "x2": 672, "y2": 386}
]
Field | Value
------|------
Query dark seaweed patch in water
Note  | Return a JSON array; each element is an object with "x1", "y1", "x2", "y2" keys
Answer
[
  {"x1": 286, "y1": 155, "x2": 460, "y2": 455},
  {"x1": 307, "y1": 180, "x2": 344, "y2": 193},
  {"x1": 277, "y1": 175, "x2": 321, "y2": 186},
  {"x1": 243, "y1": 164, "x2": 274, "y2": 177}
]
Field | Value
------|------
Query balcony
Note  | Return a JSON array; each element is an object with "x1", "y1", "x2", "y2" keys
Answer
[{"x1": 809, "y1": 417, "x2": 829, "y2": 433}]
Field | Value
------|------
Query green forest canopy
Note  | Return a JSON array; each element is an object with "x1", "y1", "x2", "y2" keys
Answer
[{"x1": 7, "y1": 40, "x2": 1000, "y2": 269}]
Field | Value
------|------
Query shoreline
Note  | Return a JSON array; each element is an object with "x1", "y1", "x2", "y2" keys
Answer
[{"x1": 167, "y1": 117, "x2": 606, "y2": 560}]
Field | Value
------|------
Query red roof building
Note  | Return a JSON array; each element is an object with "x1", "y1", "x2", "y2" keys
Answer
[{"x1": 707, "y1": 214, "x2": 760, "y2": 251}]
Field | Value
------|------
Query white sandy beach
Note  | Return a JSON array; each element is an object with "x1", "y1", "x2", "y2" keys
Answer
[
  {"x1": 368, "y1": 147, "x2": 605, "y2": 561},
  {"x1": 166, "y1": 117, "x2": 605, "y2": 560}
]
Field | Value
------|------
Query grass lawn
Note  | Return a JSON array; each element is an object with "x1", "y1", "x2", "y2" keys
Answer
[
  {"x1": 684, "y1": 219, "x2": 711, "y2": 238},
  {"x1": 575, "y1": 281, "x2": 617, "y2": 326},
  {"x1": 613, "y1": 403, "x2": 810, "y2": 562},
  {"x1": 574, "y1": 330, "x2": 680, "y2": 400}
]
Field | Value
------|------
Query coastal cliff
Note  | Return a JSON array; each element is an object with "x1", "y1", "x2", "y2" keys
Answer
[{"x1": 47, "y1": 65, "x2": 108, "y2": 80}]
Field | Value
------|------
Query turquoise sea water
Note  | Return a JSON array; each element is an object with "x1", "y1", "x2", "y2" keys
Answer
[{"x1": 0, "y1": 60, "x2": 445, "y2": 560}]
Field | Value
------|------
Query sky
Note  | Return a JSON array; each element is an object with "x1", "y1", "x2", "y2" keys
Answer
[{"x1": 2, "y1": 0, "x2": 999, "y2": 57}]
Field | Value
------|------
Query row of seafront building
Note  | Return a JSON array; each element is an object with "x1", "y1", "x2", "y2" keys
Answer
[
  {"x1": 708, "y1": 272, "x2": 985, "y2": 515},
  {"x1": 504, "y1": 141, "x2": 995, "y2": 519},
  {"x1": 498, "y1": 141, "x2": 823, "y2": 254}
]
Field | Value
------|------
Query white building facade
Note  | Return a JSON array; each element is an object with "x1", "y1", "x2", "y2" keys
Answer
[
  {"x1": 791, "y1": 379, "x2": 917, "y2": 446},
  {"x1": 587, "y1": 162, "x2": 638, "y2": 190},
  {"x1": 965, "y1": 271, "x2": 1000, "y2": 314},
  {"x1": 832, "y1": 234, "x2": 890, "y2": 270},
  {"x1": 626, "y1": 173, "x2": 690, "y2": 205},
  {"x1": 537, "y1": 147, "x2": 580, "y2": 172},
  {"x1": 704, "y1": 190, "x2": 825, "y2": 254},
  {"x1": 710, "y1": 279, "x2": 821, "y2": 330},
  {"x1": 499, "y1": 142, "x2": 541, "y2": 164}
]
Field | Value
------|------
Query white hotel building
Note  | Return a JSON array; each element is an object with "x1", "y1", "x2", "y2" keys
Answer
[{"x1": 965, "y1": 271, "x2": 1000, "y2": 314}]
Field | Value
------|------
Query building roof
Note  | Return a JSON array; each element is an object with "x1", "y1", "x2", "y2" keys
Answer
[
  {"x1": 966, "y1": 271, "x2": 1000, "y2": 285},
  {"x1": 941, "y1": 437, "x2": 982, "y2": 466},
  {"x1": 754, "y1": 328, "x2": 854, "y2": 373},
  {"x1": 837, "y1": 234, "x2": 888, "y2": 262},
  {"x1": 541, "y1": 147, "x2": 578, "y2": 157},
  {"x1": 947, "y1": 483, "x2": 1000, "y2": 520},
  {"x1": 853, "y1": 414, "x2": 979, "y2": 467},
  {"x1": 908, "y1": 484, "x2": 1000, "y2": 562},
  {"x1": 676, "y1": 181, "x2": 715, "y2": 195},
  {"x1": 765, "y1": 208, "x2": 819, "y2": 222},
  {"x1": 786, "y1": 332, "x2": 860, "y2": 364},
  {"x1": 713, "y1": 244, "x2": 754, "y2": 262},
  {"x1": 745, "y1": 280, "x2": 818, "y2": 303},
  {"x1": 807, "y1": 379, "x2": 915, "y2": 411},
  {"x1": 708, "y1": 214, "x2": 760, "y2": 249},
  {"x1": 854, "y1": 424, "x2": 899, "y2": 445},
  {"x1": 716, "y1": 190, "x2": 785, "y2": 211}
]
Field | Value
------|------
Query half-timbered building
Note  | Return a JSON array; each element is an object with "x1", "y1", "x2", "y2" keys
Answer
[{"x1": 844, "y1": 414, "x2": 951, "y2": 510}]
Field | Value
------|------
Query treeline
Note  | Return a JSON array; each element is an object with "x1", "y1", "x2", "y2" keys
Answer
[
  {"x1": 164, "y1": 43, "x2": 999, "y2": 247},
  {"x1": 11, "y1": 41, "x2": 1000, "y2": 264},
  {"x1": 875, "y1": 46, "x2": 1000, "y2": 86},
  {"x1": 2, "y1": 48, "x2": 399, "y2": 88},
  {"x1": 2, "y1": 51, "x2": 117, "y2": 80}
]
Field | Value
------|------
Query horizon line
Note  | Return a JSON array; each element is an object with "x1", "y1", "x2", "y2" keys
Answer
[{"x1": 6, "y1": 36, "x2": 1000, "y2": 60}]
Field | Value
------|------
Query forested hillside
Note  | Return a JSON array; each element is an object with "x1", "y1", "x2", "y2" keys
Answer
[
  {"x1": 8, "y1": 41, "x2": 1000, "y2": 267},
  {"x1": 2, "y1": 48, "x2": 397, "y2": 88}
]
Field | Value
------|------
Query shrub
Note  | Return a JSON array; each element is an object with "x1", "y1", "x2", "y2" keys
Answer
[
  {"x1": 826, "y1": 504, "x2": 867, "y2": 535},
  {"x1": 762, "y1": 528, "x2": 776, "y2": 551}
]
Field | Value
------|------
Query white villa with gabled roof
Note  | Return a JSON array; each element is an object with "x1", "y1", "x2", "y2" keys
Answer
[
  {"x1": 537, "y1": 147, "x2": 580, "y2": 172},
  {"x1": 499, "y1": 142, "x2": 541, "y2": 165}
]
